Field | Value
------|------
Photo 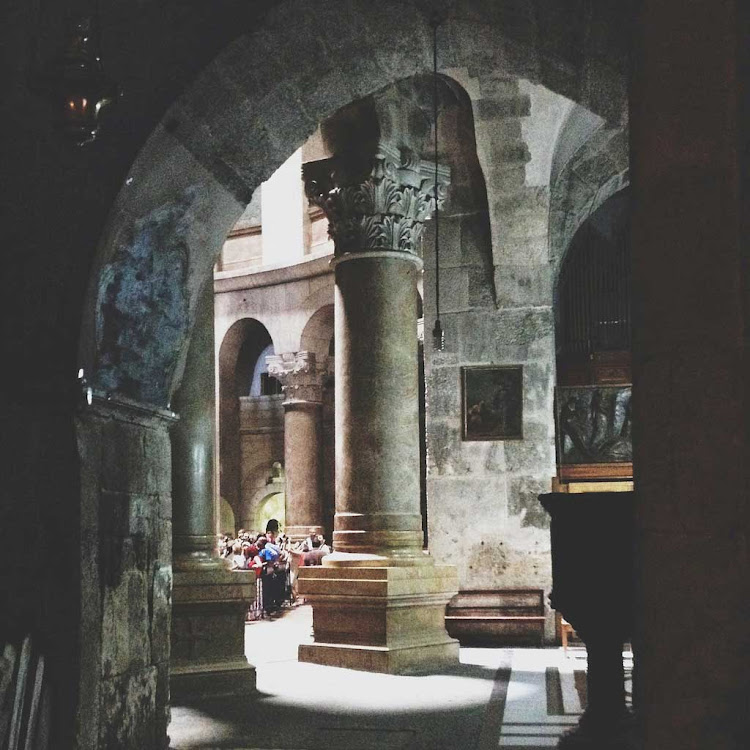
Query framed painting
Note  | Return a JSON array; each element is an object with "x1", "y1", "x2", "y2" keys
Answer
[
  {"x1": 554, "y1": 385, "x2": 632, "y2": 469},
  {"x1": 462, "y1": 365, "x2": 523, "y2": 441}
]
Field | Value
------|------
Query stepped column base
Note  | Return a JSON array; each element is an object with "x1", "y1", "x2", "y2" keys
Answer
[{"x1": 297, "y1": 557, "x2": 459, "y2": 674}]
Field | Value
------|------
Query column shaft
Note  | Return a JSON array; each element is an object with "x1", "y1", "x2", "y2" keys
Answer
[
  {"x1": 171, "y1": 281, "x2": 217, "y2": 566},
  {"x1": 283, "y1": 402, "x2": 324, "y2": 539},
  {"x1": 170, "y1": 281, "x2": 255, "y2": 699},
  {"x1": 333, "y1": 252, "x2": 423, "y2": 557},
  {"x1": 267, "y1": 351, "x2": 327, "y2": 541}
]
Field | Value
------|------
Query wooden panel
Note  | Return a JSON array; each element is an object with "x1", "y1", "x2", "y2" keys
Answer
[{"x1": 559, "y1": 462, "x2": 633, "y2": 480}]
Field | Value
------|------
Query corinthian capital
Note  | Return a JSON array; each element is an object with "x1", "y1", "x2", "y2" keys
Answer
[
  {"x1": 303, "y1": 143, "x2": 450, "y2": 256},
  {"x1": 266, "y1": 351, "x2": 326, "y2": 405}
]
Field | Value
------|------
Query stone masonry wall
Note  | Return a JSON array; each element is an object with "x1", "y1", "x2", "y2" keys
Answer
[
  {"x1": 423, "y1": 75, "x2": 557, "y2": 638},
  {"x1": 76, "y1": 399, "x2": 173, "y2": 750}
]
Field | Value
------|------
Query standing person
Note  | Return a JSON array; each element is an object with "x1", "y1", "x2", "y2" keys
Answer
[{"x1": 257, "y1": 537, "x2": 282, "y2": 613}]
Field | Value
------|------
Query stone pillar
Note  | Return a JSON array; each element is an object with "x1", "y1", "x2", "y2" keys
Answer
[
  {"x1": 631, "y1": 2, "x2": 749, "y2": 748},
  {"x1": 266, "y1": 351, "x2": 326, "y2": 541},
  {"x1": 298, "y1": 133, "x2": 459, "y2": 673},
  {"x1": 169, "y1": 281, "x2": 255, "y2": 699}
]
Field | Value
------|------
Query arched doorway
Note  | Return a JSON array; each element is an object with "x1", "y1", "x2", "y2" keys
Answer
[{"x1": 218, "y1": 318, "x2": 280, "y2": 527}]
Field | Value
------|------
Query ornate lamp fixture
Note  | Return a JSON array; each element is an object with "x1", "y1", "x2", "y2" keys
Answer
[
  {"x1": 430, "y1": 16, "x2": 445, "y2": 351},
  {"x1": 35, "y1": 15, "x2": 118, "y2": 146}
]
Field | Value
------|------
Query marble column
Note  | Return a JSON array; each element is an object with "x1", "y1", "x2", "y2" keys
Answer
[
  {"x1": 631, "y1": 2, "x2": 749, "y2": 748},
  {"x1": 169, "y1": 281, "x2": 255, "y2": 699},
  {"x1": 298, "y1": 135, "x2": 459, "y2": 673},
  {"x1": 266, "y1": 351, "x2": 326, "y2": 541}
]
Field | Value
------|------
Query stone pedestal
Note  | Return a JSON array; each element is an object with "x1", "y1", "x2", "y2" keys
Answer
[
  {"x1": 170, "y1": 282, "x2": 255, "y2": 698},
  {"x1": 300, "y1": 114, "x2": 458, "y2": 673},
  {"x1": 266, "y1": 351, "x2": 326, "y2": 542},
  {"x1": 298, "y1": 562, "x2": 459, "y2": 673},
  {"x1": 170, "y1": 569, "x2": 256, "y2": 700}
]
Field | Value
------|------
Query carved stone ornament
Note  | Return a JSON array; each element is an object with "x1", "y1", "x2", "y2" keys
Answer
[
  {"x1": 303, "y1": 143, "x2": 450, "y2": 256},
  {"x1": 266, "y1": 351, "x2": 326, "y2": 404}
]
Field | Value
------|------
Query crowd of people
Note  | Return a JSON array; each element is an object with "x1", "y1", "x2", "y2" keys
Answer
[{"x1": 218, "y1": 519, "x2": 331, "y2": 616}]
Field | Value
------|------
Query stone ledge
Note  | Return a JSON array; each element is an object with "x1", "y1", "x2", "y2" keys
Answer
[
  {"x1": 298, "y1": 639, "x2": 459, "y2": 675},
  {"x1": 170, "y1": 656, "x2": 256, "y2": 701}
]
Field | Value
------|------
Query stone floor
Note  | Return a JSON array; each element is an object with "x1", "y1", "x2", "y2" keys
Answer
[{"x1": 169, "y1": 605, "x2": 631, "y2": 750}]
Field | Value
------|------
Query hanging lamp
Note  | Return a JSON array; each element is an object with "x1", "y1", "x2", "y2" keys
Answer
[
  {"x1": 430, "y1": 16, "x2": 445, "y2": 351},
  {"x1": 34, "y1": 14, "x2": 119, "y2": 146}
]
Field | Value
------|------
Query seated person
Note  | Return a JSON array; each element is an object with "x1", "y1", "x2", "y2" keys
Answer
[{"x1": 303, "y1": 535, "x2": 331, "y2": 567}]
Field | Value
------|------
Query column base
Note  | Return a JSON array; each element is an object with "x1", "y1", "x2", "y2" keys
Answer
[
  {"x1": 297, "y1": 559, "x2": 459, "y2": 674},
  {"x1": 170, "y1": 566, "x2": 256, "y2": 700},
  {"x1": 170, "y1": 657, "x2": 256, "y2": 701}
]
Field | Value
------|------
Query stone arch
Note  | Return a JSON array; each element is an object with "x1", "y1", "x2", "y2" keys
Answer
[
  {"x1": 549, "y1": 104, "x2": 630, "y2": 276},
  {"x1": 218, "y1": 318, "x2": 276, "y2": 517},
  {"x1": 254, "y1": 492, "x2": 286, "y2": 535},
  {"x1": 554, "y1": 189, "x2": 631, "y2": 358},
  {"x1": 78, "y1": 0, "x2": 628, "y2": 408},
  {"x1": 299, "y1": 304, "x2": 335, "y2": 360}
]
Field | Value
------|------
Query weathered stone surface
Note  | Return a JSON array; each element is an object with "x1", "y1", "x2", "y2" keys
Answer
[
  {"x1": 457, "y1": 309, "x2": 554, "y2": 361},
  {"x1": 427, "y1": 366, "x2": 462, "y2": 416},
  {"x1": 100, "y1": 420, "x2": 149, "y2": 495},
  {"x1": 101, "y1": 570, "x2": 151, "y2": 679},
  {"x1": 150, "y1": 564, "x2": 173, "y2": 665},
  {"x1": 504, "y1": 422, "x2": 555, "y2": 472},
  {"x1": 144, "y1": 426, "x2": 173, "y2": 495},
  {"x1": 508, "y1": 476, "x2": 552, "y2": 529},
  {"x1": 493, "y1": 263, "x2": 552, "y2": 307},
  {"x1": 99, "y1": 666, "x2": 158, "y2": 750}
]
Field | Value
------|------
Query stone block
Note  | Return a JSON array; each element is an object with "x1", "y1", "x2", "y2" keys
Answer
[
  {"x1": 458, "y1": 309, "x2": 553, "y2": 361},
  {"x1": 156, "y1": 517, "x2": 172, "y2": 564},
  {"x1": 494, "y1": 264, "x2": 553, "y2": 307},
  {"x1": 467, "y1": 265, "x2": 496, "y2": 309},
  {"x1": 427, "y1": 366, "x2": 461, "y2": 417},
  {"x1": 150, "y1": 564, "x2": 172, "y2": 665},
  {"x1": 458, "y1": 212, "x2": 492, "y2": 266},
  {"x1": 101, "y1": 570, "x2": 151, "y2": 679},
  {"x1": 258, "y1": 82, "x2": 317, "y2": 155},
  {"x1": 476, "y1": 95, "x2": 531, "y2": 120},
  {"x1": 143, "y1": 426, "x2": 172, "y2": 495},
  {"x1": 426, "y1": 421, "x2": 469, "y2": 476},
  {"x1": 504, "y1": 423, "x2": 555, "y2": 472},
  {"x1": 99, "y1": 666, "x2": 157, "y2": 750},
  {"x1": 522, "y1": 361, "x2": 555, "y2": 419},
  {"x1": 100, "y1": 420, "x2": 147, "y2": 494},
  {"x1": 508, "y1": 475, "x2": 553, "y2": 529}
]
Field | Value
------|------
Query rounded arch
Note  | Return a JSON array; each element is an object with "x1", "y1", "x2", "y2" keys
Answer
[
  {"x1": 78, "y1": 0, "x2": 628, "y2": 408},
  {"x1": 218, "y1": 318, "x2": 276, "y2": 517},
  {"x1": 299, "y1": 304, "x2": 335, "y2": 360},
  {"x1": 554, "y1": 189, "x2": 631, "y2": 381},
  {"x1": 549, "y1": 104, "x2": 629, "y2": 274},
  {"x1": 254, "y1": 492, "x2": 286, "y2": 535}
]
